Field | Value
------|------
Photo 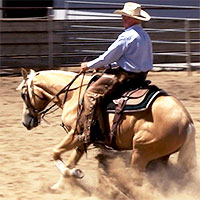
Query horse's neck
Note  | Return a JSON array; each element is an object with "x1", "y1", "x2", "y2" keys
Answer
[{"x1": 35, "y1": 71, "x2": 90, "y2": 104}]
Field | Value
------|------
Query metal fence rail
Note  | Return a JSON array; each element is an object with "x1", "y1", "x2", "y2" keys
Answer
[
  {"x1": 0, "y1": 3, "x2": 200, "y2": 74},
  {"x1": 56, "y1": 2, "x2": 200, "y2": 71}
]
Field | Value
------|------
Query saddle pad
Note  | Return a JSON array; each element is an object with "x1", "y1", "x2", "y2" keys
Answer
[{"x1": 106, "y1": 85, "x2": 166, "y2": 113}]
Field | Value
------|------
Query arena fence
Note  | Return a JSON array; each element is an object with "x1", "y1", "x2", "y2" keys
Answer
[{"x1": 0, "y1": 3, "x2": 199, "y2": 74}]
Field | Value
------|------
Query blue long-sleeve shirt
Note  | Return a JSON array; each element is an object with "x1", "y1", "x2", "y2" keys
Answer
[{"x1": 87, "y1": 24, "x2": 153, "y2": 73}]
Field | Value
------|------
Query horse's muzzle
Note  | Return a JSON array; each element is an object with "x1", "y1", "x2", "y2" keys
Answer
[{"x1": 22, "y1": 114, "x2": 39, "y2": 130}]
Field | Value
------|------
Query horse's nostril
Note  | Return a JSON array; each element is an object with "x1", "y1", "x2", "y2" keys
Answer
[
  {"x1": 22, "y1": 121, "x2": 31, "y2": 130},
  {"x1": 22, "y1": 121, "x2": 27, "y2": 127}
]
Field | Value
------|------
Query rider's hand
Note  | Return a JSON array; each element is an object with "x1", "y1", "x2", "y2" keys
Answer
[
  {"x1": 92, "y1": 67, "x2": 104, "y2": 74},
  {"x1": 81, "y1": 62, "x2": 88, "y2": 72}
]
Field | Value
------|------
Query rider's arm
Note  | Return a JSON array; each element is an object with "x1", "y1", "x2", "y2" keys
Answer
[{"x1": 86, "y1": 34, "x2": 128, "y2": 69}]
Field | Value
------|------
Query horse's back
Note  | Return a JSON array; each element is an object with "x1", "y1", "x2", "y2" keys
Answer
[{"x1": 152, "y1": 95, "x2": 192, "y2": 129}]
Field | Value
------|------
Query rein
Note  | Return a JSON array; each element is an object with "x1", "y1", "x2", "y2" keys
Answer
[
  {"x1": 24, "y1": 71, "x2": 85, "y2": 119},
  {"x1": 40, "y1": 71, "x2": 85, "y2": 117}
]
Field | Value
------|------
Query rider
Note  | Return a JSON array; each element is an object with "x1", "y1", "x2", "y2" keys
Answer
[{"x1": 78, "y1": 2, "x2": 153, "y2": 143}]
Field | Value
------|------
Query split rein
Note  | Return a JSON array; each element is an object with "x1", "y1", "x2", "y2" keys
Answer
[{"x1": 28, "y1": 71, "x2": 86, "y2": 121}]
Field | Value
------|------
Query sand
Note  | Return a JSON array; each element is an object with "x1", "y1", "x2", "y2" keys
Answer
[{"x1": 0, "y1": 70, "x2": 200, "y2": 200}]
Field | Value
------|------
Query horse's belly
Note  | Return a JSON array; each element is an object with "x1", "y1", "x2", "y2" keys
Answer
[{"x1": 111, "y1": 115, "x2": 136, "y2": 150}]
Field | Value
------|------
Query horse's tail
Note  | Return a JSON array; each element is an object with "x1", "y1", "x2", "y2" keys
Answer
[{"x1": 177, "y1": 122, "x2": 197, "y2": 171}]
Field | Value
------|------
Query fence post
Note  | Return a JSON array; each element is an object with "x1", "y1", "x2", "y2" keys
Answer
[
  {"x1": 185, "y1": 20, "x2": 192, "y2": 75},
  {"x1": 0, "y1": 11, "x2": 1, "y2": 69},
  {"x1": 48, "y1": 7, "x2": 53, "y2": 69}
]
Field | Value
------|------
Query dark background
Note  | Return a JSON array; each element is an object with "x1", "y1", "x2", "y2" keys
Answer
[{"x1": 2, "y1": 0, "x2": 200, "y2": 18}]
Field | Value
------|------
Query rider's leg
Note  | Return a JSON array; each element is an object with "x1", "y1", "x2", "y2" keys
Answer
[
  {"x1": 77, "y1": 68, "x2": 144, "y2": 142},
  {"x1": 79, "y1": 73, "x2": 119, "y2": 142}
]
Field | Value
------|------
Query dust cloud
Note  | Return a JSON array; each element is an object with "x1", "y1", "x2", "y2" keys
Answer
[
  {"x1": 93, "y1": 155, "x2": 200, "y2": 200},
  {"x1": 49, "y1": 151, "x2": 200, "y2": 200}
]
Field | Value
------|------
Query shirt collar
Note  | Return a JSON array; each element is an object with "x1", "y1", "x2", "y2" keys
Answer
[{"x1": 125, "y1": 24, "x2": 141, "y2": 32}]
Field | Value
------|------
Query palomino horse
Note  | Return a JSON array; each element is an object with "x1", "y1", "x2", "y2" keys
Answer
[{"x1": 17, "y1": 68, "x2": 196, "y2": 189}]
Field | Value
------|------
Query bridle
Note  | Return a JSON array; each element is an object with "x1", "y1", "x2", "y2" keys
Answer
[
  {"x1": 21, "y1": 83, "x2": 42, "y2": 116},
  {"x1": 21, "y1": 71, "x2": 86, "y2": 121}
]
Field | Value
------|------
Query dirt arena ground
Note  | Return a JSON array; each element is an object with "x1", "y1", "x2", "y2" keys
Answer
[{"x1": 0, "y1": 70, "x2": 200, "y2": 200}]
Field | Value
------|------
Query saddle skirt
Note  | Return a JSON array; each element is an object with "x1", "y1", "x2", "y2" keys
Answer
[{"x1": 106, "y1": 85, "x2": 166, "y2": 113}]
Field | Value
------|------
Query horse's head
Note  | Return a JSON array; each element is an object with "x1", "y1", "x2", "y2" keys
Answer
[{"x1": 17, "y1": 68, "x2": 49, "y2": 130}]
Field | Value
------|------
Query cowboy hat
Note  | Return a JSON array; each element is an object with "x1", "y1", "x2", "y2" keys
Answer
[{"x1": 114, "y1": 2, "x2": 151, "y2": 21}]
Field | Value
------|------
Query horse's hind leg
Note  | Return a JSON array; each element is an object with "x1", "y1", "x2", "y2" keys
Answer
[
  {"x1": 177, "y1": 123, "x2": 197, "y2": 171},
  {"x1": 130, "y1": 144, "x2": 170, "y2": 171},
  {"x1": 130, "y1": 150, "x2": 149, "y2": 171},
  {"x1": 160, "y1": 154, "x2": 170, "y2": 165}
]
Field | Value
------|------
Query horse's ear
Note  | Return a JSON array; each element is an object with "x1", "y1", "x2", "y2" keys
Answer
[
  {"x1": 21, "y1": 68, "x2": 28, "y2": 80},
  {"x1": 30, "y1": 69, "x2": 36, "y2": 74},
  {"x1": 16, "y1": 80, "x2": 25, "y2": 90}
]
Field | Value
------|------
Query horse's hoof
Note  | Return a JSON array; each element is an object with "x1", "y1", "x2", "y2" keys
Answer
[
  {"x1": 49, "y1": 185, "x2": 58, "y2": 193},
  {"x1": 70, "y1": 168, "x2": 84, "y2": 179}
]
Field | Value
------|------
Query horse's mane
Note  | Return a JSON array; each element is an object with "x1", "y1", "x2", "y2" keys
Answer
[
  {"x1": 17, "y1": 69, "x2": 91, "y2": 91},
  {"x1": 37, "y1": 70, "x2": 91, "y2": 80},
  {"x1": 37, "y1": 70, "x2": 77, "y2": 77}
]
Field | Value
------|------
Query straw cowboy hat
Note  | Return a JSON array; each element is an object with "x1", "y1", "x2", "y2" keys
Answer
[{"x1": 114, "y1": 2, "x2": 151, "y2": 21}]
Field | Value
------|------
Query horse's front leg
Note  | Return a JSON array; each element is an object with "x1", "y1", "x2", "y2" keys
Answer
[{"x1": 52, "y1": 130, "x2": 85, "y2": 178}]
